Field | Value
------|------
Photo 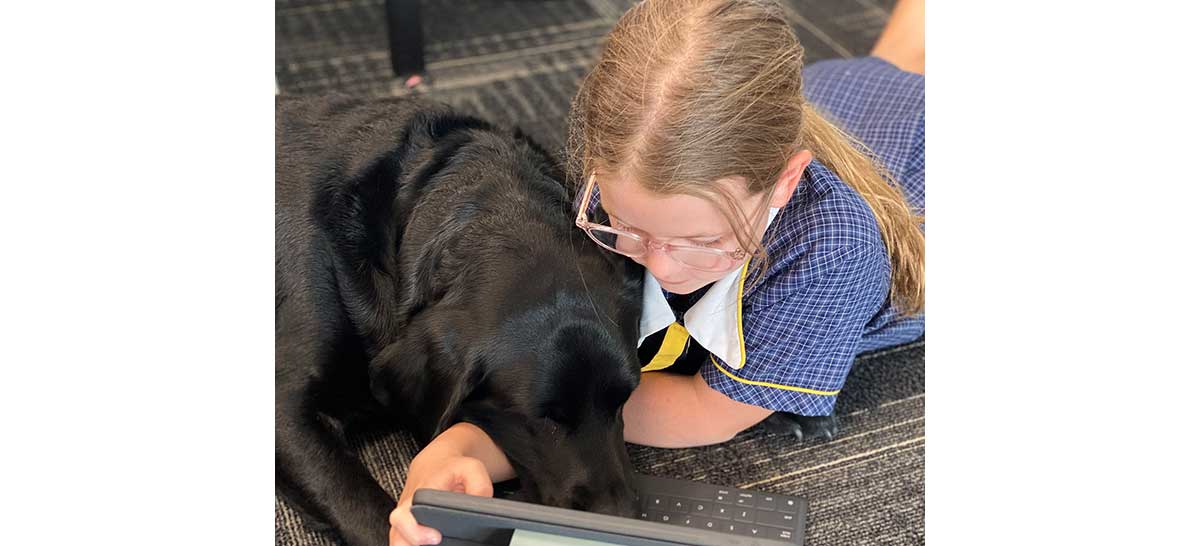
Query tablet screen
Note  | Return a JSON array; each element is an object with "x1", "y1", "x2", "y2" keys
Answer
[{"x1": 509, "y1": 529, "x2": 621, "y2": 546}]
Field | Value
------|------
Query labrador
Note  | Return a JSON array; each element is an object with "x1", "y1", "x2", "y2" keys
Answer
[{"x1": 275, "y1": 95, "x2": 643, "y2": 546}]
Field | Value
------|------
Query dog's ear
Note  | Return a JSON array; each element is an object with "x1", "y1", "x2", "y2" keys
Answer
[
  {"x1": 366, "y1": 339, "x2": 428, "y2": 419},
  {"x1": 430, "y1": 364, "x2": 486, "y2": 438},
  {"x1": 368, "y1": 321, "x2": 488, "y2": 442}
]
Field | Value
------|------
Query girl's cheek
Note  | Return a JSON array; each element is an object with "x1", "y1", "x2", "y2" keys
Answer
[{"x1": 699, "y1": 270, "x2": 729, "y2": 286}]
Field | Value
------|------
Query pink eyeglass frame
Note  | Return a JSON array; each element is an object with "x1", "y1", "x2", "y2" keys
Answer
[{"x1": 573, "y1": 173, "x2": 748, "y2": 269}]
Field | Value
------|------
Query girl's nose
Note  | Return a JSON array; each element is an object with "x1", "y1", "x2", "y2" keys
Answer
[{"x1": 642, "y1": 247, "x2": 681, "y2": 283}]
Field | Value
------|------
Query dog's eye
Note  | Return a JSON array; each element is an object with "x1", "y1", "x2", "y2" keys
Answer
[{"x1": 540, "y1": 402, "x2": 580, "y2": 430}]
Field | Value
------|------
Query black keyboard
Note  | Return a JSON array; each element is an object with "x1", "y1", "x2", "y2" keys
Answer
[
  {"x1": 633, "y1": 474, "x2": 807, "y2": 544},
  {"x1": 492, "y1": 473, "x2": 807, "y2": 545}
]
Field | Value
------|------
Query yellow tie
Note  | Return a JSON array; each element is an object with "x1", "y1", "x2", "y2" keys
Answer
[{"x1": 641, "y1": 322, "x2": 691, "y2": 372}]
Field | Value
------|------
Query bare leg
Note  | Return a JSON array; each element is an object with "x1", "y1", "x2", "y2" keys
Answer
[{"x1": 871, "y1": 0, "x2": 925, "y2": 75}]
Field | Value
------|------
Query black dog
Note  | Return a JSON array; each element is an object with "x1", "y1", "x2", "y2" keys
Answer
[{"x1": 275, "y1": 95, "x2": 643, "y2": 546}]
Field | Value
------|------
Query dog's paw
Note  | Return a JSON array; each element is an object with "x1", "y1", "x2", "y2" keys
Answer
[{"x1": 763, "y1": 413, "x2": 840, "y2": 444}]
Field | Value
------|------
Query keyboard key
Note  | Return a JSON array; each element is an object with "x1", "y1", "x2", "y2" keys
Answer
[
  {"x1": 722, "y1": 522, "x2": 744, "y2": 534},
  {"x1": 756, "y1": 510, "x2": 798, "y2": 529},
  {"x1": 712, "y1": 504, "x2": 733, "y2": 520},
  {"x1": 757, "y1": 495, "x2": 778, "y2": 511},
  {"x1": 690, "y1": 502, "x2": 709, "y2": 515},
  {"x1": 681, "y1": 516, "x2": 698, "y2": 528},
  {"x1": 657, "y1": 512, "x2": 676, "y2": 524},
  {"x1": 638, "y1": 510, "x2": 650, "y2": 520},
  {"x1": 735, "y1": 492, "x2": 755, "y2": 506},
  {"x1": 714, "y1": 489, "x2": 733, "y2": 504},
  {"x1": 738, "y1": 525, "x2": 764, "y2": 537},
  {"x1": 772, "y1": 528, "x2": 794, "y2": 541},
  {"x1": 645, "y1": 495, "x2": 668, "y2": 510},
  {"x1": 669, "y1": 498, "x2": 689, "y2": 513},
  {"x1": 697, "y1": 517, "x2": 718, "y2": 531},
  {"x1": 733, "y1": 508, "x2": 754, "y2": 523},
  {"x1": 779, "y1": 497, "x2": 800, "y2": 514}
]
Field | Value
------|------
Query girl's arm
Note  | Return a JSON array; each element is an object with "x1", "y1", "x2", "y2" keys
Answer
[
  {"x1": 433, "y1": 422, "x2": 516, "y2": 482},
  {"x1": 621, "y1": 371, "x2": 774, "y2": 448},
  {"x1": 430, "y1": 370, "x2": 772, "y2": 489}
]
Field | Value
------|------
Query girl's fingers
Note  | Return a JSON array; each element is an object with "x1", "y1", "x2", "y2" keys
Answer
[
  {"x1": 389, "y1": 500, "x2": 441, "y2": 545},
  {"x1": 389, "y1": 524, "x2": 412, "y2": 546},
  {"x1": 390, "y1": 457, "x2": 492, "y2": 545},
  {"x1": 456, "y1": 458, "x2": 495, "y2": 498}
]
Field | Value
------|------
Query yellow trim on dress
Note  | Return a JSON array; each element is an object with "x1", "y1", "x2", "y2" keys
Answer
[
  {"x1": 709, "y1": 355, "x2": 841, "y2": 395},
  {"x1": 734, "y1": 261, "x2": 749, "y2": 369}
]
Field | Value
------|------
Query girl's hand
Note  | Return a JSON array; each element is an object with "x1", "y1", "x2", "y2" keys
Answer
[{"x1": 388, "y1": 452, "x2": 494, "y2": 546}]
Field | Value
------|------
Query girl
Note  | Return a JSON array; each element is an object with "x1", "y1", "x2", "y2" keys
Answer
[{"x1": 390, "y1": 0, "x2": 924, "y2": 544}]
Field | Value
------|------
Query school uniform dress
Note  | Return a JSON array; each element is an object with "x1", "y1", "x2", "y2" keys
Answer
[{"x1": 586, "y1": 56, "x2": 925, "y2": 416}]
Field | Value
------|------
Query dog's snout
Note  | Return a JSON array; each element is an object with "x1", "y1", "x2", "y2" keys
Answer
[
  {"x1": 565, "y1": 482, "x2": 638, "y2": 518},
  {"x1": 608, "y1": 491, "x2": 639, "y2": 518}
]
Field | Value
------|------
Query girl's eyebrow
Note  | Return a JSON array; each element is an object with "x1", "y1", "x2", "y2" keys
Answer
[{"x1": 601, "y1": 205, "x2": 726, "y2": 240}]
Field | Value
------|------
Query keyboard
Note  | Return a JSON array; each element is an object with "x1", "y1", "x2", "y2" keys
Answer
[{"x1": 633, "y1": 474, "x2": 806, "y2": 545}]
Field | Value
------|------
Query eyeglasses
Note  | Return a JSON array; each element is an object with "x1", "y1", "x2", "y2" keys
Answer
[{"x1": 574, "y1": 173, "x2": 748, "y2": 272}]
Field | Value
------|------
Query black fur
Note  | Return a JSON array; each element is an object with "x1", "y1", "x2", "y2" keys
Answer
[{"x1": 275, "y1": 95, "x2": 644, "y2": 546}]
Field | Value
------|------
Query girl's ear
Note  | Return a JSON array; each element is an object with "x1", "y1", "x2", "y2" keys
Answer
[{"x1": 770, "y1": 150, "x2": 813, "y2": 208}]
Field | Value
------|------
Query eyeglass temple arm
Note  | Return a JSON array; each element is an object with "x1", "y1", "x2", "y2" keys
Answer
[{"x1": 575, "y1": 174, "x2": 596, "y2": 226}]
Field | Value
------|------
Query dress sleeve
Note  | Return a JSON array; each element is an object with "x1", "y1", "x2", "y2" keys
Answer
[{"x1": 700, "y1": 244, "x2": 890, "y2": 415}]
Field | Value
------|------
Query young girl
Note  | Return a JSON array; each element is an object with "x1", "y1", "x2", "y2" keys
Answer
[{"x1": 389, "y1": 0, "x2": 924, "y2": 544}]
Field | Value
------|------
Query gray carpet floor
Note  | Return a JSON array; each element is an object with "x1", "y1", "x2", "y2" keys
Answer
[{"x1": 276, "y1": 1, "x2": 923, "y2": 544}]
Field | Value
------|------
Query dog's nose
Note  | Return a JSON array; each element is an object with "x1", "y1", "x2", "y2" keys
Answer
[
  {"x1": 590, "y1": 494, "x2": 639, "y2": 518},
  {"x1": 568, "y1": 483, "x2": 638, "y2": 518},
  {"x1": 613, "y1": 494, "x2": 639, "y2": 518}
]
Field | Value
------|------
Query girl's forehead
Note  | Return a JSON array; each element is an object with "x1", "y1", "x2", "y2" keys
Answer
[{"x1": 595, "y1": 173, "x2": 747, "y2": 238}]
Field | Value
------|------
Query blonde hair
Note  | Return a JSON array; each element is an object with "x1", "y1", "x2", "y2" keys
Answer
[{"x1": 567, "y1": 0, "x2": 924, "y2": 314}]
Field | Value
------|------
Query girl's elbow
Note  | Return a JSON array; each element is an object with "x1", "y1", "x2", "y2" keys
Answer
[{"x1": 705, "y1": 420, "x2": 753, "y2": 446}]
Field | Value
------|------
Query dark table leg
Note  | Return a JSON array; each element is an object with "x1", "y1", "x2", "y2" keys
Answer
[{"x1": 385, "y1": 0, "x2": 425, "y2": 78}]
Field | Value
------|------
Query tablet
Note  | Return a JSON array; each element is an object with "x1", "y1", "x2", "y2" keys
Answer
[{"x1": 411, "y1": 475, "x2": 806, "y2": 546}]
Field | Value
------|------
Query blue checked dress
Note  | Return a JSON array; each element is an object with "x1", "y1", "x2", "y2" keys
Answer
[{"x1": 698, "y1": 56, "x2": 925, "y2": 415}]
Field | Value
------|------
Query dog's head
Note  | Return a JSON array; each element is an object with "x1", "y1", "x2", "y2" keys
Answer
[
  {"x1": 369, "y1": 235, "x2": 644, "y2": 516},
  {"x1": 459, "y1": 317, "x2": 641, "y2": 515},
  {"x1": 443, "y1": 242, "x2": 644, "y2": 516}
]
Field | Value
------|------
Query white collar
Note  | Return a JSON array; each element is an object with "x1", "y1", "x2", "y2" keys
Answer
[{"x1": 637, "y1": 208, "x2": 780, "y2": 370}]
